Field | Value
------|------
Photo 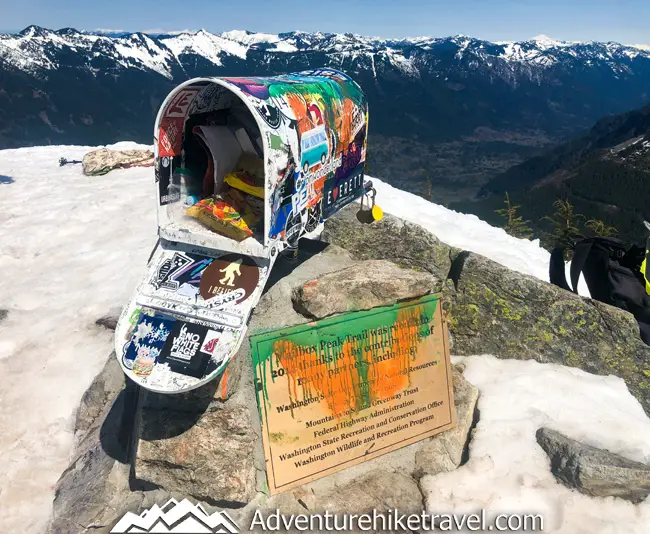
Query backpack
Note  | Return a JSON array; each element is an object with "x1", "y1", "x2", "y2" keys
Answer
[{"x1": 549, "y1": 236, "x2": 650, "y2": 346}]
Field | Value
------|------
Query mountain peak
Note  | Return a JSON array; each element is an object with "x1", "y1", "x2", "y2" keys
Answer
[
  {"x1": 19, "y1": 25, "x2": 50, "y2": 38},
  {"x1": 530, "y1": 34, "x2": 567, "y2": 47}
]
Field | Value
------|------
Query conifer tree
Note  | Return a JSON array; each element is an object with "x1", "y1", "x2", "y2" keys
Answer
[
  {"x1": 495, "y1": 192, "x2": 533, "y2": 239},
  {"x1": 425, "y1": 178, "x2": 433, "y2": 202},
  {"x1": 585, "y1": 218, "x2": 618, "y2": 237},
  {"x1": 540, "y1": 199, "x2": 585, "y2": 257}
]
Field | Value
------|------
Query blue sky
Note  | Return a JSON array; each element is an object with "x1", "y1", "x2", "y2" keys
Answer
[{"x1": 2, "y1": 0, "x2": 649, "y2": 44}]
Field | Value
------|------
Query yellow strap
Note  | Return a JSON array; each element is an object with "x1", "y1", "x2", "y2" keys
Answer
[{"x1": 642, "y1": 257, "x2": 650, "y2": 295}]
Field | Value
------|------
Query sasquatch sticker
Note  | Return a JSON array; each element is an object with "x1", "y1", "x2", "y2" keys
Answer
[{"x1": 199, "y1": 254, "x2": 260, "y2": 303}]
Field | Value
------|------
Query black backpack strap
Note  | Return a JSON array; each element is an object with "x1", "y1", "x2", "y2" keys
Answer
[
  {"x1": 549, "y1": 247, "x2": 571, "y2": 291},
  {"x1": 570, "y1": 240, "x2": 595, "y2": 293}
]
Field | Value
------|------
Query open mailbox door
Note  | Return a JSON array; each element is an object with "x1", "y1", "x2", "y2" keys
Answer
[{"x1": 114, "y1": 68, "x2": 372, "y2": 393}]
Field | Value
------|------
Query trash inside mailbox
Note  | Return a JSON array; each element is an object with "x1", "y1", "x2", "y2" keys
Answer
[{"x1": 114, "y1": 68, "x2": 377, "y2": 393}]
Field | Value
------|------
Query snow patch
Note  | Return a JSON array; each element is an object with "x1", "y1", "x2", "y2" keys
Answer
[
  {"x1": 113, "y1": 34, "x2": 174, "y2": 78},
  {"x1": 422, "y1": 355, "x2": 650, "y2": 533},
  {"x1": 531, "y1": 34, "x2": 570, "y2": 48},
  {"x1": 629, "y1": 43, "x2": 650, "y2": 51},
  {"x1": 368, "y1": 179, "x2": 590, "y2": 296},
  {"x1": 0, "y1": 142, "x2": 157, "y2": 534}
]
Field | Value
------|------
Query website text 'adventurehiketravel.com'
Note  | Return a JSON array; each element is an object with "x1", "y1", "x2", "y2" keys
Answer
[{"x1": 248, "y1": 508, "x2": 544, "y2": 531}]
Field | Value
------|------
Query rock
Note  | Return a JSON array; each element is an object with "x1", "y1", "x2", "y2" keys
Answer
[
  {"x1": 321, "y1": 204, "x2": 456, "y2": 281},
  {"x1": 95, "y1": 307, "x2": 122, "y2": 331},
  {"x1": 415, "y1": 365, "x2": 479, "y2": 477},
  {"x1": 141, "y1": 354, "x2": 243, "y2": 413},
  {"x1": 324, "y1": 208, "x2": 650, "y2": 416},
  {"x1": 0, "y1": 309, "x2": 7, "y2": 324},
  {"x1": 50, "y1": 358, "x2": 140, "y2": 534},
  {"x1": 75, "y1": 353, "x2": 125, "y2": 440},
  {"x1": 447, "y1": 251, "x2": 650, "y2": 415},
  {"x1": 292, "y1": 259, "x2": 437, "y2": 319},
  {"x1": 254, "y1": 242, "x2": 358, "y2": 329},
  {"x1": 245, "y1": 470, "x2": 423, "y2": 533},
  {"x1": 135, "y1": 404, "x2": 257, "y2": 506},
  {"x1": 51, "y1": 235, "x2": 478, "y2": 531},
  {"x1": 536, "y1": 427, "x2": 650, "y2": 503},
  {"x1": 132, "y1": 243, "x2": 360, "y2": 507},
  {"x1": 314, "y1": 470, "x2": 423, "y2": 514}
]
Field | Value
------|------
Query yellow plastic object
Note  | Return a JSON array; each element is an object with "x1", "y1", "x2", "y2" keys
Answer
[
  {"x1": 224, "y1": 172, "x2": 264, "y2": 199},
  {"x1": 372, "y1": 204, "x2": 384, "y2": 221}
]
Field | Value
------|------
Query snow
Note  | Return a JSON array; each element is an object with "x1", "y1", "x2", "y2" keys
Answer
[
  {"x1": 387, "y1": 52, "x2": 421, "y2": 79},
  {"x1": 0, "y1": 142, "x2": 157, "y2": 534},
  {"x1": 500, "y1": 42, "x2": 557, "y2": 67},
  {"x1": 369, "y1": 179, "x2": 590, "y2": 296},
  {"x1": 531, "y1": 34, "x2": 570, "y2": 48},
  {"x1": 2, "y1": 27, "x2": 649, "y2": 79},
  {"x1": 269, "y1": 41, "x2": 299, "y2": 53},
  {"x1": 162, "y1": 31, "x2": 236, "y2": 65},
  {"x1": 163, "y1": 30, "x2": 299, "y2": 61},
  {"x1": 455, "y1": 38, "x2": 471, "y2": 60},
  {"x1": 113, "y1": 34, "x2": 174, "y2": 78},
  {"x1": 222, "y1": 29, "x2": 280, "y2": 46},
  {"x1": 422, "y1": 355, "x2": 650, "y2": 533},
  {"x1": 0, "y1": 146, "x2": 633, "y2": 533}
]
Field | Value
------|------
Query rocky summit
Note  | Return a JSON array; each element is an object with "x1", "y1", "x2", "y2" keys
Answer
[
  {"x1": 49, "y1": 205, "x2": 650, "y2": 532},
  {"x1": 323, "y1": 205, "x2": 650, "y2": 416}
]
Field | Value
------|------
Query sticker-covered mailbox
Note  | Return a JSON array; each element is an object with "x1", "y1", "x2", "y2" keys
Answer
[{"x1": 114, "y1": 68, "x2": 376, "y2": 393}]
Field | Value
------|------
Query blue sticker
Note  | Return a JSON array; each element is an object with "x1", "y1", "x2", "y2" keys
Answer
[{"x1": 123, "y1": 313, "x2": 175, "y2": 377}]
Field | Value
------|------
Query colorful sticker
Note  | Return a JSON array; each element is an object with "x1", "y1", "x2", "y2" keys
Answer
[
  {"x1": 158, "y1": 117, "x2": 184, "y2": 158},
  {"x1": 154, "y1": 68, "x2": 369, "y2": 249},
  {"x1": 164, "y1": 87, "x2": 202, "y2": 119},
  {"x1": 152, "y1": 252, "x2": 213, "y2": 295},
  {"x1": 122, "y1": 313, "x2": 174, "y2": 373}
]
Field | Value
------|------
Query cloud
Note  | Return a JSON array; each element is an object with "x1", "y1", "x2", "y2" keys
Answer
[
  {"x1": 142, "y1": 29, "x2": 198, "y2": 35},
  {"x1": 94, "y1": 28, "x2": 127, "y2": 33},
  {"x1": 628, "y1": 43, "x2": 650, "y2": 51}
]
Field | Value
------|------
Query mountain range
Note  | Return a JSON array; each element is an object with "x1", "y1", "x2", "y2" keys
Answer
[
  {"x1": 2, "y1": 26, "x2": 650, "y2": 202},
  {"x1": 454, "y1": 101, "x2": 650, "y2": 244}
]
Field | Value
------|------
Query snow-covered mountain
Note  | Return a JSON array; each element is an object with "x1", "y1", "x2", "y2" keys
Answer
[
  {"x1": 2, "y1": 26, "x2": 649, "y2": 79},
  {"x1": 2, "y1": 26, "x2": 650, "y2": 202}
]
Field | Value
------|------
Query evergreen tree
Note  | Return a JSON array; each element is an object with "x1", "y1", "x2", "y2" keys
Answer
[
  {"x1": 425, "y1": 178, "x2": 433, "y2": 202},
  {"x1": 585, "y1": 218, "x2": 618, "y2": 237},
  {"x1": 495, "y1": 192, "x2": 533, "y2": 239},
  {"x1": 540, "y1": 199, "x2": 585, "y2": 257}
]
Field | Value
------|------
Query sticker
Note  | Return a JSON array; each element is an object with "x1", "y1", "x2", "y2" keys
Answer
[
  {"x1": 157, "y1": 321, "x2": 214, "y2": 378},
  {"x1": 157, "y1": 159, "x2": 175, "y2": 205},
  {"x1": 165, "y1": 87, "x2": 201, "y2": 119},
  {"x1": 200, "y1": 329, "x2": 221, "y2": 355},
  {"x1": 129, "y1": 308, "x2": 142, "y2": 325},
  {"x1": 322, "y1": 164, "x2": 365, "y2": 219},
  {"x1": 158, "y1": 116, "x2": 184, "y2": 158},
  {"x1": 122, "y1": 313, "x2": 175, "y2": 372},
  {"x1": 136, "y1": 294, "x2": 245, "y2": 329},
  {"x1": 152, "y1": 252, "x2": 213, "y2": 292},
  {"x1": 199, "y1": 254, "x2": 260, "y2": 303},
  {"x1": 189, "y1": 84, "x2": 233, "y2": 114}
]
